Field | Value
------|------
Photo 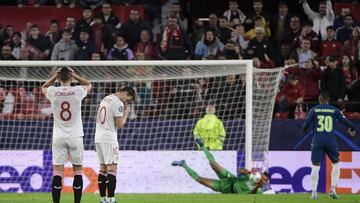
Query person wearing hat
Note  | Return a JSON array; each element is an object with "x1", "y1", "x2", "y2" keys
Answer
[{"x1": 245, "y1": 15, "x2": 271, "y2": 40}]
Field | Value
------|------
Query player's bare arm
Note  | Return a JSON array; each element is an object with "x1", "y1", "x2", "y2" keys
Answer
[
  {"x1": 41, "y1": 68, "x2": 60, "y2": 94},
  {"x1": 238, "y1": 168, "x2": 251, "y2": 175},
  {"x1": 67, "y1": 67, "x2": 92, "y2": 92},
  {"x1": 115, "y1": 104, "x2": 130, "y2": 129}
]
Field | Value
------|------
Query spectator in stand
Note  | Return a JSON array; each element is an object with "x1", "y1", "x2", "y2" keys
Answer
[
  {"x1": 270, "y1": 1, "x2": 292, "y2": 49},
  {"x1": 158, "y1": 14, "x2": 192, "y2": 60},
  {"x1": 51, "y1": 29, "x2": 79, "y2": 60},
  {"x1": 6, "y1": 32, "x2": 23, "y2": 59},
  {"x1": 301, "y1": 0, "x2": 334, "y2": 40},
  {"x1": 171, "y1": 2, "x2": 188, "y2": 32},
  {"x1": 207, "y1": 74, "x2": 244, "y2": 119},
  {"x1": 98, "y1": 3, "x2": 120, "y2": 29},
  {"x1": 223, "y1": 0, "x2": 246, "y2": 27},
  {"x1": 276, "y1": 74, "x2": 304, "y2": 119},
  {"x1": 342, "y1": 26, "x2": 360, "y2": 64},
  {"x1": 79, "y1": 0, "x2": 105, "y2": 9},
  {"x1": 194, "y1": 29, "x2": 224, "y2": 60},
  {"x1": 132, "y1": 29, "x2": 156, "y2": 60},
  {"x1": 118, "y1": 9, "x2": 149, "y2": 49},
  {"x1": 245, "y1": 15, "x2": 271, "y2": 40},
  {"x1": 19, "y1": 46, "x2": 31, "y2": 60},
  {"x1": 2, "y1": 25, "x2": 14, "y2": 43},
  {"x1": 336, "y1": 14, "x2": 355, "y2": 44},
  {"x1": 286, "y1": 59, "x2": 322, "y2": 109},
  {"x1": 56, "y1": 16, "x2": 76, "y2": 42},
  {"x1": 293, "y1": 20, "x2": 319, "y2": 52},
  {"x1": 107, "y1": 35, "x2": 134, "y2": 60},
  {"x1": 45, "y1": 20, "x2": 60, "y2": 46},
  {"x1": 222, "y1": 39, "x2": 240, "y2": 59},
  {"x1": 208, "y1": 13, "x2": 218, "y2": 32},
  {"x1": 231, "y1": 24, "x2": 249, "y2": 51},
  {"x1": 75, "y1": 7, "x2": 93, "y2": 43},
  {"x1": 217, "y1": 17, "x2": 232, "y2": 44},
  {"x1": 91, "y1": 52, "x2": 101, "y2": 60},
  {"x1": 0, "y1": 24, "x2": 4, "y2": 45},
  {"x1": 26, "y1": 24, "x2": 52, "y2": 60},
  {"x1": 168, "y1": 68, "x2": 197, "y2": 119},
  {"x1": 319, "y1": 26, "x2": 342, "y2": 64},
  {"x1": 283, "y1": 15, "x2": 302, "y2": 45},
  {"x1": 20, "y1": 22, "x2": 33, "y2": 41},
  {"x1": 253, "y1": 54, "x2": 275, "y2": 69},
  {"x1": 290, "y1": 38, "x2": 318, "y2": 68},
  {"x1": 90, "y1": 16, "x2": 113, "y2": 54},
  {"x1": 278, "y1": 42, "x2": 292, "y2": 65},
  {"x1": 55, "y1": 0, "x2": 77, "y2": 8},
  {"x1": 244, "y1": 0, "x2": 271, "y2": 29},
  {"x1": 334, "y1": 7, "x2": 358, "y2": 29},
  {"x1": 340, "y1": 55, "x2": 359, "y2": 98},
  {"x1": 245, "y1": 27, "x2": 276, "y2": 63},
  {"x1": 75, "y1": 29, "x2": 95, "y2": 60},
  {"x1": 17, "y1": 0, "x2": 48, "y2": 7},
  {"x1": 321, "y1": 56, "x2": 346, "y2": 107},
  {"x1": 0, "y1": 44, "x2": 16, "y2": 60}
]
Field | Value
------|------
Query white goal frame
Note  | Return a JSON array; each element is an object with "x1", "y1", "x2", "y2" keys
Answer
[{"x1": 0, "y1": 60, "x2": 255, "y2": 169}]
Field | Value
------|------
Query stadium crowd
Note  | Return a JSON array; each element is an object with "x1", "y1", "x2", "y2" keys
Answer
[{"x1": 0, "y1": 0, "x2": 360, "y2": 120}]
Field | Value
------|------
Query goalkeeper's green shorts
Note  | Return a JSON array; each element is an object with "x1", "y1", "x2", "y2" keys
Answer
[
  {"x1": 212, "y1": 169, "x2": 236, "y2": 193},
  {"x1": 212, "y1": 178, "x2": 235, "y2": 193}
]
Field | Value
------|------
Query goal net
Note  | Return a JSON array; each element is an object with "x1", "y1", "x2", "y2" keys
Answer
[{"x1": 0, "y1": 60, "x2": 283, "y2": 192}]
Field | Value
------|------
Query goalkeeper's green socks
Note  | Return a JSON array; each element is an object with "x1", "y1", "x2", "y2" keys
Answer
[
  {"x1": 183, "y1": 164, "x2": 200, "y2": 180},
  {"x1": 200, "y1": 145, "x2": 216, "y2": 164}
]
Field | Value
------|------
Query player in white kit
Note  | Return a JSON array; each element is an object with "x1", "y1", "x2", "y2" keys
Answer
[
  {"x1": 42, "y1": 67, "x2": 91, "y2": 203},
  {"x1": 95, "y1": 87, "x2": 135, "y2": 203}
]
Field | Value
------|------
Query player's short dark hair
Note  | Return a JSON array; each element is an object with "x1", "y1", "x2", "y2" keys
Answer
[
  {"x1": 319, "y1": 91, "x2": 330, "y2": 101},
  {"x1": 119, "y1": 87, "x2": 136, "y2": 100},
  {"x1": 262, "y1": 171, "x2": 270, "y2": 179},
  {"x1": 58, "y1": 67, "x2": 72, "y2": 82},
  {"x1": 278, "y1": 1, "x2": 287, "y2": 7},
  {"x1": 326, "y1": 25, "x2": 335, "y2": 31}
]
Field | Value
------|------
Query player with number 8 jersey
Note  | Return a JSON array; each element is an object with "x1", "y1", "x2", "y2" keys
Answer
[
  {"x1": 94, "y1": 87, "x2": 135, "y2": 203},
  {"x1": 42, "y1": 67, "x2": 92, "y2": 203}
]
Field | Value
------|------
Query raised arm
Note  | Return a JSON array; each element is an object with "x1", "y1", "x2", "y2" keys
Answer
[
  {"x1": 41, "y1": 69, "x2": 59, "y2": 94},
  {"x1": 335, "y1": 110, "x2": 355, "y2": 130},
  {"x1": 68, "y1": 67, "x2": 92, "y2": 92},
  {"x1": 302, "y1": 0, "x2": 317, "y2": 20},
  {"x1": 326, "y1": 0, "x2": 335, "y2": 22},
  {"x1": 115, "y1": 104, "x2": 130, "y2": 129}
]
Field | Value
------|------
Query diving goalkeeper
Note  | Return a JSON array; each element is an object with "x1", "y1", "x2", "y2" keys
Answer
[{"x1": 172, "y1": 138, "x2": 269, "y2": 194}]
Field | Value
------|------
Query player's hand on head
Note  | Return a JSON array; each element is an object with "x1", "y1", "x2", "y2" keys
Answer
[{"x1": 67, "y1": 66, "x2": 74, "y2": 73}]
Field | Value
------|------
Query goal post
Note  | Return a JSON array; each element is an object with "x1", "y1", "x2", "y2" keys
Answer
[{"x1": 0, "y1": 60, "x2": 283, "y2": 172}]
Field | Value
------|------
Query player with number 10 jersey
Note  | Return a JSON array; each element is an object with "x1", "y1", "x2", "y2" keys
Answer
[{"x1": 94, "y1": 87, "x2": 135, "y2": 203}]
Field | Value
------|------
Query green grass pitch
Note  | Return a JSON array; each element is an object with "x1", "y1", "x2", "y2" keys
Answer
[{"x1": 0, "y1": 193, "x2": 359, "y2": 203}]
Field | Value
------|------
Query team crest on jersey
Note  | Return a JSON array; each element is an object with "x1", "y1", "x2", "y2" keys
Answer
[{"x1": 119, "y1": 106, "x2": 124, "y2": 113}]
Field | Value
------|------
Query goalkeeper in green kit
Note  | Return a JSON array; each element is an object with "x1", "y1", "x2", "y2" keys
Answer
[{"x1": 172, "y1": 138, "x2": 269, "y2": 194}]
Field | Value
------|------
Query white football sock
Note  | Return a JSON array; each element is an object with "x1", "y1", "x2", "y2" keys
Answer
[
  {"x1": 331, "y1": 163, "x2": 340, "y2": 191},
  {"x1": 311, "y1": 165, "x2": 320, "y2": 194}
]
